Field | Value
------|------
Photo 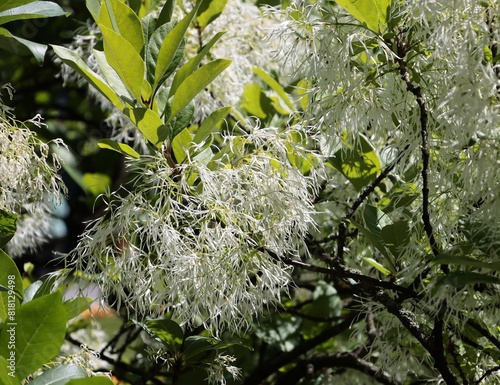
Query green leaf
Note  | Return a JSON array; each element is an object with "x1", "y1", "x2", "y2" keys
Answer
[
  {"x1": 241, "y1": 83, "x2": 275, "y2": 119},
  {"x1": 350, "y1": 219, "x2": 392, "y2": 261},
  {"x1": 101, "y1": 0, "x2": 144, "y2": 54},
  {"x1": 98, "y1": 139, "x2": 140, "y2": 159},
  {"x1": 196, "y1": 0, "x2": 228, "y2": 29},
  {"x1": 172, "y1": 127, "x2": 193, "y2": 164},
  {"x1": 0, "y1": 356, "x2": 21, "y2": 384},
  {"x1": 380, "y1": 220, "x2": 411, "y2": 258},
  {"x1": 82, "y1": 173, "x2": 111, "y2": 196},
  {"x1": 86, "y1": 0, "x2": 100, "y2": 19},
  {"x1": 363, "y1": 257, "x2": 392, "y2": 276},
  {"x1": 168, "y1": 59, "x2": 231, "y2": 123},
  {"x1": 66, "y1": 378, "x2": 114, "y2": 385},
  {"x1": 52, "y1": 45, "x2": 124, "y2": 110},
  {"x1": 100, "y1": 25, "x2": 146, "y2": 102},
  {"x1": 437, "y1": 272, "x2": 500, "y2": 287},
  {"x1": 64, "y1": 297, "x2": 92, "y2": 321},
  {"x1": 252, "y1": 67, "x2": 294, "y2": 112},
  {"x1": 0, "y1": 250, "x2": 23, "y2": 322},
  {"x1": 144, "y1": 319, "x2": 184, "y2": 354},
  {"x1": 169, "y1": 31, "x2": 225, "y2": 98},
  {"x1": 154, "y1": 1, "x2": 202, "y2": 89},
  {"x1": 193, "y1": 106, "x2": 231, "y2": 145},
  {"x1": 170, "y1": 103, "x2": 194, "y2": 140},
  {"x1": 156, "y1": 0, "x2": 175, "y2": 26},
  {"x1": 145, "y1": 21, "x2": 184, "y2": 89},
  {"x1": 329, "y1": 134, "x2": 382, "y2": 191},
  {"x1": 93, "y1": 50, "x2": 133, "y2": 103},
  {"x1": 0, "y1": 208, "x2": 17, "y2": 248},
  {"x1": 29, "y1": 364, "x2": 88, "y2": 385},
  {"x1": 432, "y1": 254, "x2": 500, "y2": 271},
  {"x1": 0, "y1": 27, "x2": 46, "y2": 64},
  {"x1": 124, "y1": 107, "x2": 168, "y2": 147},
  {"x1": 335, "y1": 0, "x2": 391, "y2": 33},
  {"x1": 22, "y1": 281, "x2": 42, "y2": 303},
  {"x1": 0, "y1": 291, "x2": 66, "y2": 380},
  {"x1": 0, "y1": 0, "x2": 36, "y2": 14},
  {"x1": 0, "y1": 2, "x2": 67, "y2": 25}
]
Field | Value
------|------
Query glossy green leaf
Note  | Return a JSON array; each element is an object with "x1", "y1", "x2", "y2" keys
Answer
[
  {"x1": 0, "y1": 208, "x2": 17, "y2": 248},
  {"x1": 437, "y1": 272, "x2": 500, "y2": 287},
  {"x1": 183, "y1": 335, "x2": 218, "y2": 361},
  {"x1": 193, "y1": 106, "x2": 231, "y2": 145},
  {"x1": 351, "y1": 219, "x2": 391, "y2": 259},
  {"x1": 196, "y1": 0, "x2": 228, "y2": 29},
  {"x1": 145, "y1": 21, "x2": 184, "y2": 88},
  {"x1": 0, "y1": 27, "x2": 46, "y2": 64},
  {"x1": 52, "y1": 45, "x2": 124, "y2": 110},
  {"x1": 0, "y1": 0, "x2": 36, "y2": 13},
  {"x1": 64, "y1": 297, "x2": 93, "y2": 321},
  {"x1": 170, "y1": 103, "x2": 194, "y2": 140},
  {"x1": 0, "y1": 291, "x2": 66, "y2": 379},
  {"x1": 252, "y1": 67, "x2": 294, "y2": 112},
  {"x1": 432, "y1": 255, "x2": 500, "y2": 271},
  {"x1": 100, "y1": 25, "x2": 145, "y2": 102},
  {"x1": 102, "y1": 0, "x2": 144, "y2": 54},
  {"x1": 0, "y1": 356, "x2": 21, "y2": 384},
  {"x1": 0, "y1": 249, "x2": 22, "y2": 322},
  {"x1": 22, "y1": 281, "x2": 43, "y2": 303},
  {"x1": 241, "y1": 83, "x2": 275, "y2": 119},
  {"x1": 329, "y1": 134, "x2": 382, "y2": 191},
  {"x1": 125, "y1": 107, "x2": 168, "y2": 147},
  {"x1": 154, "y1": 2, "x2": 202, "y2": 90},
  {"x1": 336, "y1": 0, "x2": 391, "y2": 33},
  {"x1": 144, "y1": 319, "x2": 184, "y2": 354},
  {"x1": 363, "y1": 257, "x2": 392, "y2": 276},
  {"x1": 66, "y1": 378, "x2": 114, "y2": 385},
  {"x1": 380, "y1": 220, "x2": 410, "y2": 258},
  {"x1": 0, "y1": 2, "x2": 66, "y2": 25},
  {"x1": 82, "y1": 173, "x2": 111, "y2": 196},
  {"x1": 93, "y1": 50, "x2": 133, "y2": 104},
  {"x1": 169, "y1": 31, "x2": 225, "y2": 98},
  {"x1": 85, "y1": 0, "x2": 100, "y2": 19},
  {"x1": 98, "y1": 139, "x2": 140, "y2": 159},
  {"x1": 156, "y1": 0, "x2": 175, "y2": 26},
  {"x1": 29, "y1": 364, "x2": 88, "y2": 385},
  {"x1": 168, "y1": 59, "x2": 231, "y2": 123},
  {"x1": 172, "y1": 127, "x2": 193, "y2": 164}
]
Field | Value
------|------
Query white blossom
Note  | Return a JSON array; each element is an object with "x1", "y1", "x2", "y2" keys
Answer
[
  {"x1": 65, "y1": 126, "x2": 320, "y2": 333},
  {"x1": 0, "y1": 87, "x2": 66, "y2": 256}
]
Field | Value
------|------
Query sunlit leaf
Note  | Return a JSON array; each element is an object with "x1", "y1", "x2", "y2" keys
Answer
[
  {"x1": 98, "y1": 139, "x2": 140, "y2": 159},
  {"x1": 168, "y1": 59, "x2": 231, "y2": 123},
  {"x1": 336, "y1": 0, "x2": 391, "y2": 33}
]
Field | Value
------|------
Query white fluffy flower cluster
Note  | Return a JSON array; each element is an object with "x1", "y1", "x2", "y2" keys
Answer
[
  {"x1": 0, "y1": 95, "x2": 66, "y2": 256},
  {"x1": 272, "y1": 0, "x2": 500, "y2": 251},
  {"x1": 205, "y1": 354, "x2": 241, "y2": 385},
  {"x1": 188, "y1": 0, "x2": 281, "y2": 121},
  {"x1": 67, "y1": 127, "x2": 319, "y2": 333}
]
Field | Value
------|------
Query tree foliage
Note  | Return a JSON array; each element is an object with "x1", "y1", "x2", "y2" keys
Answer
[{"x1": 0, "y1": 0, "x2": 499, "y2": 385}]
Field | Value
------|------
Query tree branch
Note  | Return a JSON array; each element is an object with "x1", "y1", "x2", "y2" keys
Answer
[
  {"x1": 243, "y1": 313, "x2": 359, "y2": 385},
  {"x1": 275, "y1": 350, "x2": 401, "y2": 385}
]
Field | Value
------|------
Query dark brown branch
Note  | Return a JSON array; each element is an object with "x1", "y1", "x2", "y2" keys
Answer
[
  {"x1": 275, "y1": 350, "x2": 401, "y2": 385},
  {"x1": 66, "y1": 333, "x2": 166, "y2": 385},
  {"x1": 395, "y1": 54, "x2": 440, "y2": 259},
  {"x1": 280, "y1": 256, "x2": 412, "y2": 295},
  {"x1": 475, "y1": 365, "x2": 500, "y2": 385},
  {"x1": 467, "y1": 320, "x2": 500, "y2": 351},
  {"x1": 374, "y1": 292, "x2": 459, "y2": 385}
]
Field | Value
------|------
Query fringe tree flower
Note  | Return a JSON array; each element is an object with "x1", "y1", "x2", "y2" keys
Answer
[
  {"x1": 66, "y1": 126, "x2": 320, "y2": 333},
  {"x1": 0, "y1": 92, "x2": 66, "y2": 257}
]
